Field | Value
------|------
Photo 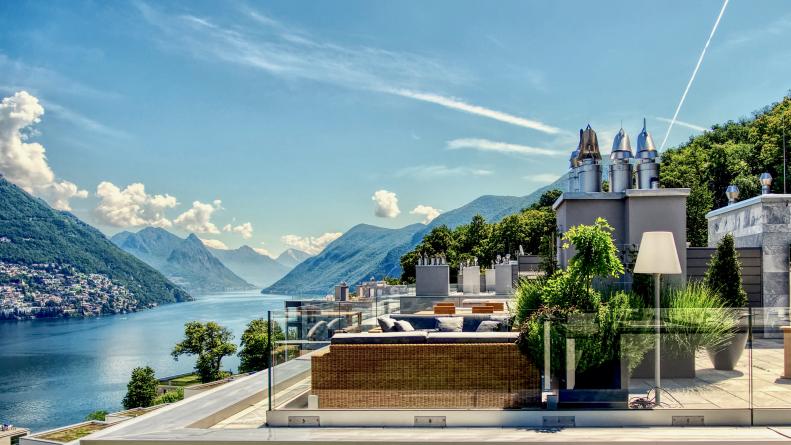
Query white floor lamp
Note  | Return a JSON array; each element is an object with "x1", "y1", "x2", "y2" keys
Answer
[{"x1": 633, "y1": 231, "x2": 681, "y2": 406}]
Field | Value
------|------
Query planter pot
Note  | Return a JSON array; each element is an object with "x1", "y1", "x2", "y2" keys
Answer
[
  {"x1": 707, "y1": 332, "x2": 748, "y2": 371},
  {"x1": 631, "y1": 345, "x2": 696, "y2": 379}
]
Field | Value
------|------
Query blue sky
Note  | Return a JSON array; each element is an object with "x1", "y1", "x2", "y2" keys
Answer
[{"x1": 1, "y1": 0, "x2": 790, "y2": 256}]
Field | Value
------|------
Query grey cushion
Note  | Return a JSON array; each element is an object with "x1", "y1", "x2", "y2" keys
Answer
[
  {"x1": 427, "y1": 332, "x2": 519, "y2": 344},
  {"x1": 307, "y1": 320, "x2": 328, "y2": 341},
  {"x1": 331, "y1": 332, "x2": 428, "y2": 344},
  {"x1": 393, "y1": 320, "x2": 415, "y2": 332},
  {"x1": 390, "y1": 313, "x2": 511, "y2": 332},
  {"x1": 436, "y1": 317, "x2": 463, "y2": 332},
  {"x1": 476, "y1": 320, "x2": 502, "y2": 332},
  {"x1": 377, "y1": 316, "x2": 396, "y2": 332}
]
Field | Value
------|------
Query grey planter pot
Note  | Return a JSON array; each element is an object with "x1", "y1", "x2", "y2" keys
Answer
[{"x1": 707, "y1": 332, "x2": 748, "y2": 371}]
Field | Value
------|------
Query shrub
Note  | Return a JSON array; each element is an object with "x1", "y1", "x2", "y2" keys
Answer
[
  {"x1": 122, "y1": 366, "x2": 158, "y2": 409},
  {"x1": 85, "y1": 410, "x2": 107, "y2": 421},
  {"x1": 704, "y1": 234, "x2": 748, "y2": 308},
  {"x1": 153, "y1": 387, "x2": 184, "y2": 405},
  {"x1": 512, "y1": 278, "x2": 545, "y2": 324},
  {"x1": 662, "y1": 282, "x2": 737, "y2": 353}
]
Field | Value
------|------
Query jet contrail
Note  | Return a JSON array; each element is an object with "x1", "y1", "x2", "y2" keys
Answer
[{"x1": 659, "y1": 0, "x2": 729, "y2": 150}]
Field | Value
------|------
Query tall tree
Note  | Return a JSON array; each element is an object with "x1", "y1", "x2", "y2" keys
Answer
[
  {"x1": 122, "y1": 366, "x2": 158, "y2": 409},
  {"x1": 172, "y1": 321, "x2": 237, "y2": 382},
  {"x1": 238, "y1": 319, "x2": 285, "y2": 373}
]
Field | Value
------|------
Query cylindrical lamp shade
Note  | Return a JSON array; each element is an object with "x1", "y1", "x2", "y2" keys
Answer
[{"x1": 633, "y1": 231, "x2": 682, "y2": 275}]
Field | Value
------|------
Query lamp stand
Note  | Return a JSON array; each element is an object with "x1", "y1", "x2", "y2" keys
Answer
[{"x1": 654, "y1": 273, "x2": 661, "y2": 406}]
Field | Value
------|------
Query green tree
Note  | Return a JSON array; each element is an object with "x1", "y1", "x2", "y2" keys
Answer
[
  {"x1": 528, "y1": 189, "x2": 563, "y2": 210},
  {"x1": 704, "y1": 234, "x2": 748, "y2": 308},
  {"x1": 172, "y1": 321, "x2": 237, "y2": 383},
  {"x1": 238, "y1": 319, "x2": 285, "y2": 373},
  {"x1": 122, "y1": 366, "x2": 158, "y2": 409}
]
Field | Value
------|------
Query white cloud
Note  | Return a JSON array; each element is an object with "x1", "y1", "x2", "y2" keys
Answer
[
  {"x1": 174, "y1": 200, "x2": 222, "y2": 234},
  {"x1": 655, "y1": 117, "x2": 707, "y2": 133},
  {"x1": 410, "y1": 205, "x2": 441, "y2": 224},
  {"x1": 200, "y1": 238, "x2": 228, "y2": 250},
  {"x1": 372, "y1": 189, "x2": 400, "y2": 218},
  {"x1": 281, "y1": 232, "x2": 342, "y2": 255},
  {"x1": 446, "y1": 138, "x2": 563, "y2": 157},
  {"x1": 94, "y1": 181, "x2": 177, "y2": 228},
  {"x1": 223, "y1": 222, "x2": 253, "y2": 239},
  {"x1": 395, "y1": 165, "x2": 492, "y2": 179},
  {"x1": 253, "y1": 243, "x2": 272, "y2": 257},
  {"x1": 391, "y1": 90, "x2": 560, "y2": 134},
  {"x1": 524, "y1": 173, "x2": 562, "y2": 183},
  {"x1": 0, "y1": 91, "x2": 87, "y2": 210}
]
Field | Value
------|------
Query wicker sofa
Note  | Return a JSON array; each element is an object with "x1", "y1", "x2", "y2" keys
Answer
[{"x1": 311, "y1": 330, "x2": 541, "y2": 409}]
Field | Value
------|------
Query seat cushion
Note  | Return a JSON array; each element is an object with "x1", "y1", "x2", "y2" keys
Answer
[
  {"x1": 331, "y1": 332, "x2": 428, "y2": 344},
  {"x1": 436, "y1": 317, "x2": 463, "y2": 332},
  {"x1": 393, "y1": 320, "x2": 415, "y2": 332},
  {"x1": 377, "y1": 316, "x2": 396, "y2": 333},
  {"x1": 426, "y1": 332, "x2": 519, "y2": 344},
  {"x1": 476, "y1": 320, "x2": 502, "y2": 332}
]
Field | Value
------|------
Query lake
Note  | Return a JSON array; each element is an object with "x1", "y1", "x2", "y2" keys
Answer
[{"x1": 0, "y1": 291, "x2": 295, "y2": 432}]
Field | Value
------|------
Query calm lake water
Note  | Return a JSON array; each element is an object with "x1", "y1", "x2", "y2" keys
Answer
[{"x1": 0, "y1": 291, "x2": 295, "y2": 432}]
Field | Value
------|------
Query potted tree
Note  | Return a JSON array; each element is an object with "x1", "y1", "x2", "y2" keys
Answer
[{"x1": 705, "y1": 234, "x2": 748, "y2": 370}]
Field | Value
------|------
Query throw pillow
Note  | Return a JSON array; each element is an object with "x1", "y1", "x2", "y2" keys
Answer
[
  {"x1": 393, "y1": 320, "x2": 415, "y2": 332},
  {"x1": 436, "y1": 317, "x2": 464, "y2": 332},
  {"x1": 476, "y1": 320, "x2": 502, "y2": 332},
  {"x1": 377, "y1": 316, "x2": 396, "y2": 332}
]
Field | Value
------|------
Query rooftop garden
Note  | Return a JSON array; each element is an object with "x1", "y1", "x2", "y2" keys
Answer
[{"x1": 36, "y1": 422, "x2": 108, "y2": 443}]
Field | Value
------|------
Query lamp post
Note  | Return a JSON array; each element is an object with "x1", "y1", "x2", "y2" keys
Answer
[{"x1": 633, "y1": 231, "x2": 682, "y2": 405}]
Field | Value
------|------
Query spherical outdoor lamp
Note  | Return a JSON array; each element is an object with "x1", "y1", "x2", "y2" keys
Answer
[
  {"x1": 760, "y1": 173, "x2": 773, "y2": 195},
  {"x1": 633, "y1": 231, "x2": 682, "y2": 405},
  {"x1": 726, "y1": 184, "x2": 740, "y2": 205}
]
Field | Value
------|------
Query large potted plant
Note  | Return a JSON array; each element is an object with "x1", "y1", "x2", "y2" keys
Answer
[
  {"x1": 704, "y1": 234, "x2": 748, "y2": 370},
  {"x1": 515, "y1": 218, "x2": 652, "y2": 408}
]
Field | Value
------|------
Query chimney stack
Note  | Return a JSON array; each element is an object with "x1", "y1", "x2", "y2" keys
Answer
[
  {"x1": 635, "y1": 118, "x2": 659, "y2": 189},
  {"x1": 609, "y1": 127, "x2": 634, "y2": 192},
  {"x1": 576, "y1": 125, "x2": 602, "y2": 192}
]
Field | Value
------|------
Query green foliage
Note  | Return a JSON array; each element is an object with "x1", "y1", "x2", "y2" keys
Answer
[
  {"x1": 562, "y1": 218, "x2": 624, "y2": 283},
  {"x1": 660, "y1": 96, "x2": 791, "y2": 245},
  {"x1": 153, "y1": 388, "x2": 184, "y2": 405},
  {"x1": 512, "y1": 278, "x2": 545, "y2": 324},
  {"x1": 662, "y1": 282, "x2": 737, "y2": 353},
  {"x1": 383, "y1": 276, "x2": 401, "y2": 285},
  {"x1": 122, "y1": 366, "x2": 158, "y2": 409},
  {"x1": 172, "y1": 321, "x2": 237, "y2": 383},
  {"x1": 238, "y1": 319, "x2": 285, "y2": 373},
  {"x1": 0, "y1": 179, "x2": 191, "y2": 307},
  {"x1": 705, "y1": 234, "x2": 748, "y2": 308},
  {"x1": 399, "y1": 189, "x2": 561, "y2": 282},
  {"x1": 85, "y1": 410, "x2": 107, "y2": 421}
]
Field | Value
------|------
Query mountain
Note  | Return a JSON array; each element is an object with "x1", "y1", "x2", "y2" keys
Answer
[
  {"x1": 264, "y1": 178, "x2": 565, "y2": 295},
  {"x1": 209, "y1": 245, "x2": 290, "y2": 288},
  {"x1": 265, "y1": 223, "x2": 424, "y2": 295},
  {"x1": 0, "y1": 177, "x2": 190, "y2": 312},
  {"x1": 111, "y1": 228, "x2": 254, "y2": 294},
  {"x1": 276, "y1": 248, "x2": 311, "y2": 268}
]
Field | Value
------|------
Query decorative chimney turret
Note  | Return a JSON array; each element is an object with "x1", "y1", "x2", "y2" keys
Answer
[
  {"x1": 636, "y1": 118, "x2": 659, "y2": 189},
  {"x1": 575, "y1": 125, "x2": 602, "y2": 192},
  {"x1": 609, "y1": 127, "x2": 634, "y2": 192},
  {"x1": 567, "y1": 129, "x2": 582, "y2": 192}
]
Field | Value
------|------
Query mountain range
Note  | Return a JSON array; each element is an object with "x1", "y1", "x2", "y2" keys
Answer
[
  {"x1": 0, "y1": 177, "x2": 190, "y2": 308},
  {"x1": 264, "y1": 179, "x2": 564, "y2": 295},
  {"x1": 111, "y1": 227, "x2": 311, "y2": 293}
]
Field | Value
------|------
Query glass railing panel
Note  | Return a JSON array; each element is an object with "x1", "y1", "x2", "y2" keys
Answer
[{"x1": 750, "y1": 307, "x2": 790, "y2": 409}]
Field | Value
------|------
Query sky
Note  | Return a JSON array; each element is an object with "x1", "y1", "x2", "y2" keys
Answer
[{"x1": 1, "y1": 0, "x2": 790, "y2": 257}]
